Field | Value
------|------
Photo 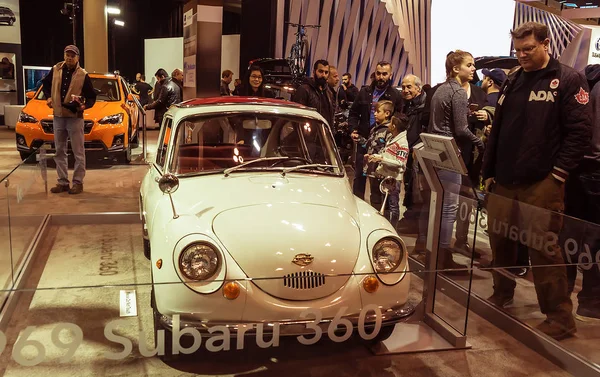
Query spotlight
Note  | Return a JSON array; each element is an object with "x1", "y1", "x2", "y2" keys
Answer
[
  {"x1": 114, "y1": 19, "x2": 125, "y2": 26},
  {"x1": 106, "y1": 7, "x2": 121, "y2": 15}
]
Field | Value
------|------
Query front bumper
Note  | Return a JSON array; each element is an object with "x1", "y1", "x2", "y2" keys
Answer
[
  {"x1": 16, "y1": 134, "x2": 125, "y2": 155},
  {"x1": 157, "y1": 302, "x2": 416, "y2": 336}
]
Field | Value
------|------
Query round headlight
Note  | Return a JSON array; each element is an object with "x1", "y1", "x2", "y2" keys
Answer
[
  {"x1": 372, "y1": 238, "x2": 403, "y2": 273},
  {"x1": 179, "y1": 243, "x2": 221, "y2": 281}
]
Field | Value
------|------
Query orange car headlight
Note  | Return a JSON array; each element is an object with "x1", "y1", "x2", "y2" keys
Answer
[
  {"x1": 98, "y1": 113, "x2": 124, "y2": 124},
  {"x1": 18, "y1": 112, "x2": 38, "y2": 123}
]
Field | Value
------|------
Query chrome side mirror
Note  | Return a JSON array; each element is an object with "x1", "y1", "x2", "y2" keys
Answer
[
  {"x1": 158, "y1": 174, "x2": 180, "y2": 219},
  {"x1": 158, "y1": 173, "x2": 179, "y2": 194},
  {"x1": 379, "y1": 177, "x2": 397, "y2": 216}
]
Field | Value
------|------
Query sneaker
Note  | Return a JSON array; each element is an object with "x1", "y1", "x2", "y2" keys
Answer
[
  {"x1": 487, "y1": 293, "x2": 514, "y2": 308},
  {"x1": 68, "y1": 183, "x2": 83, "y2": 195},
  {"x1": 50, "y1": 184, "x2": 70, "y2": 194},
  {"x1": 508, "y1": 266, "x2": 529, "y2": 278},
  {"x1": 536, "y1": 318, "x2": 576, "y2": 340},
  {"x1": 575, "y1": 306, "x2": 600, "y2": 322}
]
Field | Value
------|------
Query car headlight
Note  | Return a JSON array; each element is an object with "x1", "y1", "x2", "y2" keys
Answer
[
  {"x1": 19, "y1": 112, "x2": 37, "y2": 123},
  {"x1": 372, "y1": 238, "x2": 403, "y2": 273},
  {"x1": 98, "y1": 113, "x2": 124, "y2": 124},
  {"x1": 179, "y1": 243, "x2": 221, "y2": 281}
]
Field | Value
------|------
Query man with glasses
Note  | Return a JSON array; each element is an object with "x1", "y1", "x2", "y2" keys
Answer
[
  {"x1": 482, "y1": 22, "x2": 592, "y2": 340},
  {"x1": 349, "y1": 61, "x2": 402, "y2": 200}
]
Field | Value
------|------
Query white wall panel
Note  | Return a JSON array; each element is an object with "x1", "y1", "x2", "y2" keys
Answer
[{"x1": 431, "y1": 0, "x2": 516, "y2": 86}]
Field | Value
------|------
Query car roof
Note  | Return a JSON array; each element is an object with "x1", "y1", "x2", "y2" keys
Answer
[{"x1": 177, "y1": 97, "x2": 310, "y2": 110}]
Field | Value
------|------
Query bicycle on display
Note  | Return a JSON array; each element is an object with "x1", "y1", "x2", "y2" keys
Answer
[{"x1": 286, "y1": 22, "x2": 320, "y2": 79}]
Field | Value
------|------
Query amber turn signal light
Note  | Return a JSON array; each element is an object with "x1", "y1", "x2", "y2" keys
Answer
[
  {"x1": 156, "y1": 259, "x2": 162, "y2": 269},
  {"x1": 362, "y1": 276, "x2": 379, "y2": 293},
  {"x1": 223, "y1": 281, "x2": 241, "y2": 300}
]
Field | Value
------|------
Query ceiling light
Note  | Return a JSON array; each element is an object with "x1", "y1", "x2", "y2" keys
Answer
[
  {"x1": 106, "y1": 7, "x2": 121, "y2": 14},
  {"x1": 114, "y1": 19, "x2": 125, "y2": 26}
]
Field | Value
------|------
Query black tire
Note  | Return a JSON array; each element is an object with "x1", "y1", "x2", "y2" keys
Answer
[
  {"x1": 143, "y1": 238, "x2": 151, "y2": 260},
  {"x1": 298, "y1": 39, "x2": 308, "y2": 75},
  {"x1": 153, "y1": 299, "x2": 175, "y2": 361},
  {"x1": 368, "y1": 324, "x2": 396, "y2": 344},
  {"x1": 131, "y1": 133, "x2": 139, "y2": 149},
  {"x1": 117, "y1": 146, "x2": 131, "y2": 164},
  {"x1": 19, "y1": 151, "x2": 34, "y2": 162}
]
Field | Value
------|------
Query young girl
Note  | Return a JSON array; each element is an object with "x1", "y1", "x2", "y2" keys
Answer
[{"x1": 368, "y1": 114, "x2": 410, "y2": 226}]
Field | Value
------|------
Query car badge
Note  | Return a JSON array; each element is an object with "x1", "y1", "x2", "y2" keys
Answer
[
  {"x1": 292, "y1": 253, "x2": 314, "y2": 266},
  {"x1": 550, "y1": 79, "x2": 559, "y2": 90}
]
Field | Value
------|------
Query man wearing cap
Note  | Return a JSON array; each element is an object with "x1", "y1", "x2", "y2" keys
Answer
[
  {"x1": 42, "y1": 45, "x2": 97, "y2": 195},
  {"x1": 481, "y1": 68, "x2": 508, "y2": 107}
]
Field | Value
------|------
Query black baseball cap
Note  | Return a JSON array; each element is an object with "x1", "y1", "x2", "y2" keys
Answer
[
  {"x1": 482, "y1": 68, "x2": 507, "y2": 86},
  {"x1": 64, "y1": 45, "x2": 80, "y2": 56}
]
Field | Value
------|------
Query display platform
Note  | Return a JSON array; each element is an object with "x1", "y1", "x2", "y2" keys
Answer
[{"x1": 0, "y1": 128, "x2": 597, "y2": 376}]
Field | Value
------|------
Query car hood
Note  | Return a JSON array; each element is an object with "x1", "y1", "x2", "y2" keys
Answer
[
  {"x1": 22, "y1": 99, "x2": 124, "y2": 121},
  {"x1": 176, "y1": 173, "x2": 359, "y2": 222},
  {"x1": 213, "y1": 202, "x2": 360, "y2": 300}
]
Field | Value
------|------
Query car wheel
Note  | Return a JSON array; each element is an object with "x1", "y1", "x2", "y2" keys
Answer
[
  {"x1": 131, "y1": 132, "x2": 139, "y2": 148},
  {"x1": 19, "y1": 151, "x2": 34, "y2": 163},
  {"x1": 153, "y1": 305, "x2": 175, "y2": 361},
  {"x1": 117, "y1": 146, "x2": 131, "y2": 164},
  {"x1": 367, "y1": 324, "x2": 396, "y2": 344},
  {"x1": 143, "y1": 238, "x2": 151, "y2": 260}
]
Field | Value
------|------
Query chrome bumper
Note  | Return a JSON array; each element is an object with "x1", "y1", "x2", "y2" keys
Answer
[{"x1": 157, "y1": 302, "x2": 416, "y2": 336}]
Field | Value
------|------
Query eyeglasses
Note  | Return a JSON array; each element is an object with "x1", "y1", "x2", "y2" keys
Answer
[
  {"x1": 250, "y1": 75, "x2": 263, "y2": 80},
  {"x1": 514, "y1": 44, "x2": 541, "y2": 55}
]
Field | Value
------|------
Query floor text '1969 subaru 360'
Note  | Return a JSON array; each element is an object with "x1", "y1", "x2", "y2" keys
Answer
[{"x1": 139, "y1": 97, "x2": 413, "y2": 355}]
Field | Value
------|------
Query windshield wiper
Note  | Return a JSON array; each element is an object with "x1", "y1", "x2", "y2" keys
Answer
[
  {"x1": 280, "y1": 164, "x2": 337, "y2": 176},
  {"x1": 223, "y1": 157, "x2": 290, "y2": 177}
]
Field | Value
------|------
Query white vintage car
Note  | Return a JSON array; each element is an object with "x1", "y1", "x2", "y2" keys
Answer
[{"x1": 139, "y1": 97, "x2": 412, "y2": 353}]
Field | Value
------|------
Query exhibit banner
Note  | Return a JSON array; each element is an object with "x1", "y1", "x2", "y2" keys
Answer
[
  {"x1": 183, "y1": 8, "x2": 197, "y2": 88},
  {"x1": 588, "y1": 27, "x2": 600, "y2": 65},
  {"x1": 0, "y1": 0, "x2": 20, "y2": 44}
]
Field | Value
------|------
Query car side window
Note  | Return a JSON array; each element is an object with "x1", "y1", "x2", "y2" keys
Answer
[{"x1": 156, "y1": 117, "x2": 173, "y2": 168}]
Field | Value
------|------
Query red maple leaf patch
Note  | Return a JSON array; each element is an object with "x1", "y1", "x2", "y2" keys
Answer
[{"x1": 575, "y1": 87, "x2": 589, "y2": 105}]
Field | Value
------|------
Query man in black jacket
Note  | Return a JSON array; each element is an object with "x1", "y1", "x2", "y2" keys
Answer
[
  {"x1": 349, "y1": 61, "x2": 402, "y2": 199},
  {"x1": 144, "y1": 69, "x2": 181, "y2": 126},
  {"x1": 292, "y1": 59, "x2": 334, "y2": 129},
  {"x1": 340, "y1": 72, "x2": 359, "y2": 107},
  {"x1": 482, "y1": 22, "x2": 592, "y2": 340},
  {"x1": 396, "y1": 74, "x2": 426, "y2": 232}
]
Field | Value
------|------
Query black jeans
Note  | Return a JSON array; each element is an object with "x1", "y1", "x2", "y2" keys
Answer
[
  {"x1": 564, "y1": 172, "x2": 600, "y2": 310},
  {"x1": 353, "y1": 146, "x2": 367, "y2": 200}
]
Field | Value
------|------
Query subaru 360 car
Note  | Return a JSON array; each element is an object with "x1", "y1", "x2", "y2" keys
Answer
[
  {"x1": 15, "y1": 73, "x2": 140, "y2": 163},
  {"x1": 139, "y1": 97, "x2": 412, "y2": 350}
]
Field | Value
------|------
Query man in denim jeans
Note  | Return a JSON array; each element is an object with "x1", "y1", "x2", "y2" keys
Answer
[{"x1": 42, "y1": 45, "x2": 96, "y2": 194}]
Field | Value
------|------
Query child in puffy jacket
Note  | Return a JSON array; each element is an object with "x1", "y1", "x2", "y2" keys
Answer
[{"x1": 368, "y1": 113, "x2": 410, "y2": 226}]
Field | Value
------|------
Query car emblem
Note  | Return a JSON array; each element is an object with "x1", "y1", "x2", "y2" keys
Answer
[{"x1": 292, "y1": 253, "x2": 314, "y2": 266}]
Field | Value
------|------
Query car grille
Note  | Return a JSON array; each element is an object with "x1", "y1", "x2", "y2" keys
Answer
[
  {"x1": 41, "y1": 120, "x2": 95, "y2": 134},
  {"x1": 283, "y1": 271, "x2": 326, "y2": 290}
]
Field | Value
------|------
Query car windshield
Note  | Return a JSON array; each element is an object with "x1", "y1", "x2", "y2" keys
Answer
[
  {"x1": 34, "y1": 77, "x2": 121, "y2": 102},
  {"x1": 169, "y1": 112, "x2": 343, "y2": 176}
]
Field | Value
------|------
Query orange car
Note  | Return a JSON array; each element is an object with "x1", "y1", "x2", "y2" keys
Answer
[{"x1": 16, "y1": 73, "x2": 140, "y2": 163}]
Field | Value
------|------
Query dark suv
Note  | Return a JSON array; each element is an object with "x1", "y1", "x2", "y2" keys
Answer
[{"x1": 0, "y1": 7, "x2": 16, "y2": 26}]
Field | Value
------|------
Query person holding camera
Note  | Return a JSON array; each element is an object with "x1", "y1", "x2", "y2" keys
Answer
[{"x1": 41, "y1": 45, "x2": 97, "y2": 195}]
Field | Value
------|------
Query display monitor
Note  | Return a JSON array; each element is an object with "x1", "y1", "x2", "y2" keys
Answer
[{"x1": 418, "y1": 133, "x2": 468, "y2": 175}]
